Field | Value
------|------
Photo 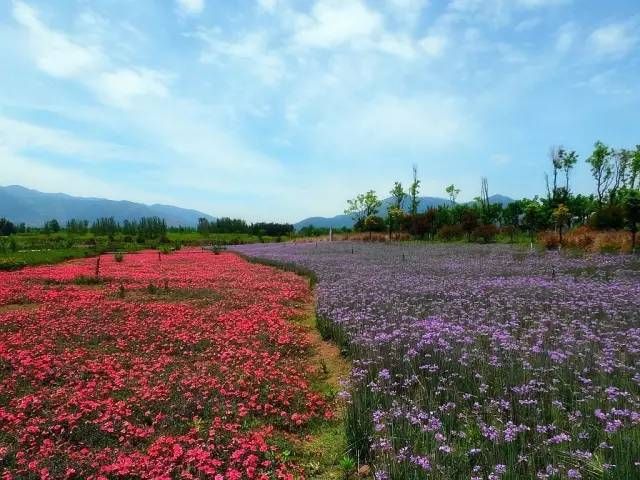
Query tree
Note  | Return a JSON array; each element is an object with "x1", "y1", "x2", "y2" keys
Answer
[
  {"x1": 445, "y1": 184, "x2": 460, "y2": 204},
  {"x1": 567, "y1": 194, "x2": 595, "y2": 225},
  {"x1": 628, "y1": 145, "x2": 640, "y2": 190},
  {"x1": 587, "y1": 141, "x2": 614, "y2": 206},
  {"x1": 503, "y1": 200, "x2": 524, "y2": 242},
  {"x1": 363, "y1": 215, "x2": 386, "y2": 233},
  {"x1": 362, "y1": 190, "x2": 382, "y2": 217},
  {"x1": 388, "y1": 182, "x2": 407, "y2": 237},
  {"x1": 412, "y1": 210, "x2": 437, "y2": 238},
  {"x1": 390, "y1": 182, "x2": 406, "y2": 210},
  {"x1": 197, "y1": 217, "x2": 210, "y2": 234},
  {"x1": 409, "y1": 165, "x2": 420, "y2": 216},
  {"x1": 43, "y1": 219, "x2": 60, "y2": 234},
  {"x1": 522, "y1": 199, "x2": 543, "y2": 242},
  {"x1": 460, "y1": 208, "x2": 479, "y2": 241},
  {"x1": 609, "y1": 149, "x2": 630, "y2": 204},
  {"x1": 552, "y1": 204, "x2": 571, "y2": 245},
  {"x1": 0, "y1": 218, "x2": 16, "y2": 236},
  {"x1": 345, "y1": 195, "x2": 366, "y2": 225},
  {"x1": 562, "y1": 150, "x2": 578, "y2": 194},
  {"x1": 346, "y1": 191, "x2": 381, "y2": 231},
  {"x1": 623, "y1": 191, "x2": 640, "y2": 253},
  {"x1": 546, "y1": 146, "x2": 577, "y2": 205}
]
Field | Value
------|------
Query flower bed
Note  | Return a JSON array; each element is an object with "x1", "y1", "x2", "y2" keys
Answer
[
  {"x1": 233, "y1": 242, "x2": 640, "y2": 479},
  {"x1": 0, "y1": 250, "x2": 330, "y2": 479}
]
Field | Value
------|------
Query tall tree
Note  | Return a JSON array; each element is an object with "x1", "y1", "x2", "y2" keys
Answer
[
  {"x1": 388, "y1": 182, "x2": 406, "y2": 237},
  {"x1": 445, "y1": 184, "x2": 460, "y2": 204},
  {"x1": 345, "y1": 194, "x2": 367, "y2": 225},
  {"x1": 610, "y1": 148, "x2": 630, "y2": 204},
  {"x1": 409, "y1": 165, "x2": 421, "y2": 216},
  {"x1": 345, "y1": 191, "x2": 382, "y2": 227},
  {"x1": 562, "y1": 150, "x2": 578, "y2": 194},
  {"x1": 587, "y1": 141, "x2": 614, "y2": 206},
  {"x1": 552, "y1": 204, "x2": 571, "y2": 245},
  {"x1": 623, "y1": 191, "x2": 640, "y2": 253},
  {"x1": 629, "y1": 145, "x2": 640, "y2": 190},
  {"x1": 390, "y1": 182, "x2": 406, "y2": 210}
]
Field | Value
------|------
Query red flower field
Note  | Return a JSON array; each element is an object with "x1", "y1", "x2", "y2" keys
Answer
[{"x1": 0, "y1": 250, "x2": 330, "y2": 479}]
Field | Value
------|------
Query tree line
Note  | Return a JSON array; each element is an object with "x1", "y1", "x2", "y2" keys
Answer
[
  {"x1": 0, "y1": 216, "x2": 168, "y2": 240},
  {"x1": 197, "y1": 217, "x2": 294, "y2": 237},
  {"x1": 344, "y1": 141, "x2": 640, "y2": 250}
]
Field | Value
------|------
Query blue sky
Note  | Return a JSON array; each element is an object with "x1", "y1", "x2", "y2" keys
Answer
[{"x1": 0, "y1": 0, "x2": 638, "y2": 222}]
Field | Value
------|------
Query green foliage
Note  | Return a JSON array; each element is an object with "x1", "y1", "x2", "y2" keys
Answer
[
  {"x1": 43, "y1": 219, "x2": 60, "y2": 233},
  {"x1": 587, "y1": 141, "x2": 614, "y2": 205},
  {"x1": 409, "y1": 164, "x2": 421, "y2": 216},
  {"x1": 590, "y1": 204, "x2": 625, "y2": 230},
  {"x1": 473, "y1": 223, "x2": 499, "y2": 243},
  {"x1": 362, "y1": 215, "x2": 386, "y2": 233},
  {"x1": 460, "y1": 208, "x2": 479, "y2": 241},
  {"x1": 345, "y1": 190, "x2": 382, "y2": 226},
  {"x1": 0, "y1": 218, "x2": 17, "y2": 236},
  {"x1": 445, "y1": 184, "x2": 460, "y2": 204},
  {"x1": 437, "y1": 224, "x2": 464, "y2": 241}
]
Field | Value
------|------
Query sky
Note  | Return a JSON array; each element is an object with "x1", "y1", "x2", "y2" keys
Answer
[{"x1": 0, "y1": 0, "x2": 639, "y2": 222}]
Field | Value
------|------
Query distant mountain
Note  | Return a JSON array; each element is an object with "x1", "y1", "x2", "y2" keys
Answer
[
  {"x1": 0, "y1": 185, "x2": 215, "y2": 227},
  {"x1": 294, "y1": 194, "x2": 514, "y2": 230}
]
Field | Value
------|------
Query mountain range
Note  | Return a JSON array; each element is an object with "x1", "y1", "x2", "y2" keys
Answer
[
  {"x1": 0, "y1": 185, "x2": 214, "y2": 227},
  {"x1": 0, "y1": 185, "x2": 513, "y2": 230},
  {"x1": 293, "y1": 194, "x2": 514, "y2": 229}
]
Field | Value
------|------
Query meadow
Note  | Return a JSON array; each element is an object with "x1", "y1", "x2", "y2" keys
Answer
[
  {"x1": 233, "y1": 242, "x2": 640, "y2": 480},
  {"x1": 0, "y1": 249, "x2": 342, "y2": 479},
  {"x1": 0, "y1": 232, "x2": 285, "y2": 271}
]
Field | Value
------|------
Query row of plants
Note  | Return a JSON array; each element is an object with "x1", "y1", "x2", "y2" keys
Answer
[{"x1": 343, "y1": 142, "x2": 640, "y2": 252}]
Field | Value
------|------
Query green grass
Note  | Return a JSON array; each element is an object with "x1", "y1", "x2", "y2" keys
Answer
[{"x1": 0, "y1": 248, "x2": 100, "y2": 271}]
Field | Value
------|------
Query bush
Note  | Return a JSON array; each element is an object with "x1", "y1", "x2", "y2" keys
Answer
[
  {"x1": 594, "y1": 231, "x2": 630, "y2": 254},
  {"x1": 437, "y1": 224, "x2": 464, "y2": 241},
  {"x1": 114, "y1": 253, "x2": 124, "y2": 262},
  {"x1": 539, "y1": 230, "x2": 560, "y2": 250},
  {"x1": 501, "y1": 225, "x2": 517, "y2": 242},
  {"x1": 564, "y1": 226, "x2": 596, "y2": 250},
  {"x1": 363, "y1": 215, "x2": 386, "y2": 233},
  {"x1": 590, "y1": 205, "x2": 625, "y2": 230},
  {"x1": 473, "y1": 224, "x2": 499, "y2": 243}
]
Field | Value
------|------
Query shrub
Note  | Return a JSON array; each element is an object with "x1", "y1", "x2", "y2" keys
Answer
[
  {"x1": 437, "y1": 224, "x2": 464, "y2": 241},
  {"x1": 473, "y1": 224, "x2": 499, "y2": 243},
  {"x1": 114, "y1": 253, "x2": 124, "y2": 262},
  {"x1": 590, "y1": 204, "x2": 625, "y2": 230},
  {"x1": 593, "y1": 231, "x2": 630, "y2": 254},
  {"x1": 501, "y1": 225, "x2": 517, "y2": 242},
  {"x1": 563, "y1": 226, "x2": 596, "y2": 250},
  {"x1": 539, "y1": 230, "x2": 560, "y2": 250}
]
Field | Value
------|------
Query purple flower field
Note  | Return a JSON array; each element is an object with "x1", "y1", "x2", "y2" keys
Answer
[{"x1": 233, "y1": 242, "x2": 640, "y2": 479}]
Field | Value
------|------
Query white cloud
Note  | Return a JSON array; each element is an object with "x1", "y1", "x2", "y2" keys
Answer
[
  {"x1": 293, "y1": 0, "x2": 383, "y2": 48},
  {"x1": 377, "y1": 33, "x2": 417, "y2": 59},
  {"x1": 419, "y1": 34, "x2": 447, "y2": 57},
  {"x1": 588, "y1": 21, "x2": 639, "y2": 59},
  {"x1": 514, "y1": 17, "x2": 541, "y2": 32},
  {"x1": 384, "y1": 0, "x2": 429, "y2": 26},
  {"x1": 0, "y1": 116, "x2": 127, "y2": 161},
  {"x1": 13, "y1": 1, "x2": 103, "y2": 78},
  {"x1": 555, "y1": 22, "x2": 577, "y2": 53},
  {"x1": 318, "y1": 95, "x2": 471, "y2": 154},
  {"x1": 257, "y1": 0, "x2": 278, "y2": 12},
  {"x1": 13, "y1": 1, "x2": 170, "y2": 109},
  {"x1": 196, "y1": 30, "x2": 285, "y2": 85},
  {"x1": 0, "y1": 145, "x2": 144, "y2": 202},
  {"x1": 176, "y1": 0, "x2": 205, "y2": 16},
  {"x1": 95, "y1": 68, "x2": 170, "y2": 108}
]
